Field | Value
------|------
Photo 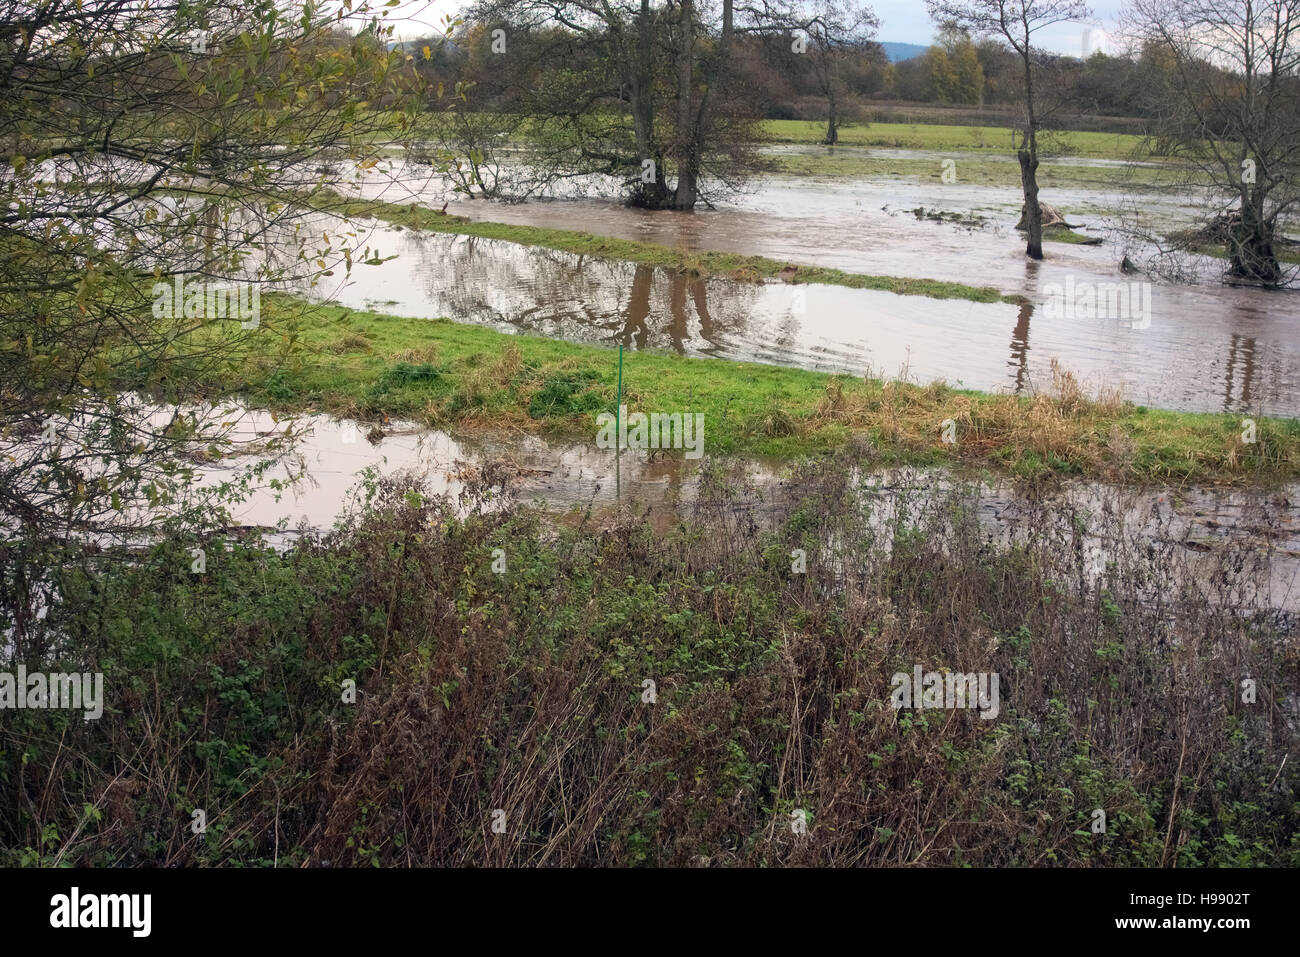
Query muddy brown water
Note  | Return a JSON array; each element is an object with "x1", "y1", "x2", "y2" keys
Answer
[
  {"x1": 310, "y1": 152, "x2": 1300, "y2": 417},
  {"x1": 193, "y1": 407, "x2": 1300, "y2": 612},
  {"x1": 62, "y1": 150, "x2": 1300, "y2": 417},
  {"x1": 301, "y1": 219, "x2": 1300, "y2": 417},
  {"x1": 17, "y1": 155, "x2": 1300, "y2": 623},
  {"x1": 14, "y1": 400, "x2": 1295, "y2": 610}
]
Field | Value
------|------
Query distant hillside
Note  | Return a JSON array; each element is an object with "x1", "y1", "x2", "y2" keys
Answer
[{"x1": 880, "y1": 41, "x2": 928, "y2": 63}]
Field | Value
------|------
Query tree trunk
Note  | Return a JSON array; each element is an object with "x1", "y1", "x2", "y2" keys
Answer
[
  {"x1": 1231, "y1": 185, "x2": 1281, "y2": 283},
  {"x1": 631, "y1": 0, "x2": 668, "y2": 208},
  {"x1": 673, "y1": 164, "x2": 698, "y2": 210},
  {"x1": 1019, "y1": 55, "x2": 1043, "y2": 261},
  {"x1": 823, "y1": 89, "x2": 838, "y2": 145},
  {"x1": 1019, "y1": 146, "x2": 1042, "y2": 260},
  {"x1": 672, "y1": 0, "x2": 698, "y2": 211}
]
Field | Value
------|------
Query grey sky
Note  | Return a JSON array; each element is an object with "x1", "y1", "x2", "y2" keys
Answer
[{"x1": 370, "y1": 0, "x2": 1128, "y2": 53}]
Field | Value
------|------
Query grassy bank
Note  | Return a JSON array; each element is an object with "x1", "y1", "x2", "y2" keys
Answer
[
  {"x1": 371, "y1": 113, "x2": 1152, "y2": 160},
  {"x1": 6, "y1": 453, "x2": 1295, "y2": 866},
  {"x1": 158, "y1": 295, "x2": 1300, "y2": 487},
  {"x1": 1186, "y1": 242, "x2": 1300, "y2": 267},
  {"x1": 1044, "y1": 225, "x2": 1106, "y2": 246},
  {"x1": 760, "y1": 119, "x2": 1154, "y2": 161},
  {"x1": 302, "y1": 191, "x2": 1018, "y2": 304},
  {"x1": 764, "y1": 144, "x2": 1185, "y2": 193}
]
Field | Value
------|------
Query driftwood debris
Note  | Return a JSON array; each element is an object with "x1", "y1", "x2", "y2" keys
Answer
[{"x1": 1017, "y1": 201, "x2": 1081, "y2": 230}]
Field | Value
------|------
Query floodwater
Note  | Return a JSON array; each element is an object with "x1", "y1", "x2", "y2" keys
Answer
[
  {"x1": 300, "y1": 217, "x2": 1300, "y2": 417},
  {"x1": 316, "y1": 151, "x2": 1300, "y2": 417},
  {"x1": 16, "y1": 149, "x2": 1300, "y2": 628},
  {"x1": 197, "y1": 407, "x2": 1300, "y2": 612},
  {"x1": 196, "y1": 406, "x2": 783, "y2": 533},
  {"x1": 37, "y1": 147, "x2": 1300, "y2": 416}
]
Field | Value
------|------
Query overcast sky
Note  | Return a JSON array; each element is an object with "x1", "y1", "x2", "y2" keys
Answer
[
  {"x1": 373, "y1": 0, "x2": 1128, "y2": 54},
  {"x1": 873, "y1": 0, "x2": 1125, "y2": 51}
]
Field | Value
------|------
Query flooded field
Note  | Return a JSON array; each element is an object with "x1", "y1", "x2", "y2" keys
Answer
[
  {"x1": 297, "y1": 216, "x2": 1300, "y2": 417},
  {"x1": 300, "y1": 150, "x2": 1300, "y2": 417},
  {"x1": 196, "y1": 407, "x2": 1300, "y2": 612},
  {"x1": 42, "y1": 149, "x2": 1300, "y2": 416},
  {"x1": 31, "y1": 150, "x2": 1300, "y2": 598},
  {"x1": 14, "y1": 3, "x2": 1300, "y2": 877},
  {"x1": 352, "y1": 150, "x2": 1255, "y2": 286}
]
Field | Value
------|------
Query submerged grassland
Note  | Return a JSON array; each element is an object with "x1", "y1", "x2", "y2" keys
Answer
[{"x1": 302, "y1": 191, "x2": 1018, "y2": 304}]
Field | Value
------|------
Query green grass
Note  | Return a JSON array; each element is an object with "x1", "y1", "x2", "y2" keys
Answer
[
  {"x1": 1184, "y1": 242, "x2": 1300, "y2": 266},
  {"x1": 303, "y1": 190, "x2": 1020, "y2": 304},
  {"x1": 371, "y1": 113, "x2": 1154, "y2": 161},
  {"x1": 760, "y1": 119, "x2": 1155, "y2": 161},
  {"x1": 1043, "y1": 225, "x2": 1105, "y2": 246},
  {"x1": 165, "y1": 294, "x2": 1300, "y2": 487},
  {"x1": 764, "y1": 147, "x2": 1189, "y2": 192}
]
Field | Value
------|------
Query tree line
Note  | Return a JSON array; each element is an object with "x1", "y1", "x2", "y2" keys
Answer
[
  {"x1": 414, "y1": 0, "x2": 1298, "y2": 280},
  {"x1": 421, "y1": 14, "x2": 1171, "y2": 121}
]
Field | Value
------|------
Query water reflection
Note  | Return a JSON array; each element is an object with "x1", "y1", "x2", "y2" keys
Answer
[
  {"x1": 1224, "y1": 333, "x2": 1258, "y2": 412},
  {"x1": 401, "y1": 232, "x2": 755, "y2": 355},
  {"x1": 616, "y1": 267, "x2": 726, "y2": 353},
  {"x1": 295, "y1": 217, "x2": 1300, "y2": 417},
  {"x1": 623, "y1": 265, "x2": 652, "y2": 350},
  {"x1": 1003, "y1": 302, "x2": 1276, "y2": 413},
  {"x1": 200, "y1": 406, "x2": 1300, "y2": 610},
  {"x1": 1009, "y1": 300, "x2": 1033, "y2": 395}
]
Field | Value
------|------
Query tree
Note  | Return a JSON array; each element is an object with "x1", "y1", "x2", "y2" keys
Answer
[
  {"x1": 460, "y1": 1, "x2": 684, "y2": 207},
  {"x1": 926, "y1": 0, "x2": 1093, "y2": 259},
  {"x1": 1125, "y1": 0, "x2": 1300, "y2": 285},
  {"x1": 923, "y1": 25, "x2": 986, "y2": 105},
  {"x1": 926, "y1": 44, "x2": 958, "y2": 101},
  {"x1": 784, "y1": 1, "x2": 879, "y2": 144},
  {"x1": 937, "y1": 20, "x2": 986, "y2": 104},
  {"x1": 0, "y1": 0, "x2": 428, "y2": 650},
  {"x1": 461, "y1": 1, "x2": 874, "y2": 208}
]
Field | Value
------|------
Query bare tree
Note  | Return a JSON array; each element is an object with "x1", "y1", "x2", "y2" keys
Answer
[
  {"x1": 461, "y1": 1, "x2": 678, "y2": 206},
  {"x1": 461, "y1": 1, "x2": 875, "y2": 210},
  {"x1": 754, "y1": 0, "x2": 879, "y2": 144},
  {"x1": 1124, "y1": 0, "x2": 1300, "y2": 285},
  {"x1": 926, "y1": 0, "x2": 1093, "y2": 259}
]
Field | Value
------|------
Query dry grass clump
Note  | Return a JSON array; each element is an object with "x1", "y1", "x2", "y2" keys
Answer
[
  {"x1": 750, "y1": 408, "x2": 798, "y2": 437},
  {"x1": 329, "y1": 332, "x2": 373, "y2": 354},
  {"x1": 389, "y1": 343, "x2": 439, "y2": 365},
  {"x1": 797, "y1": 361, "x2": 1147, "y2": 478}
]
